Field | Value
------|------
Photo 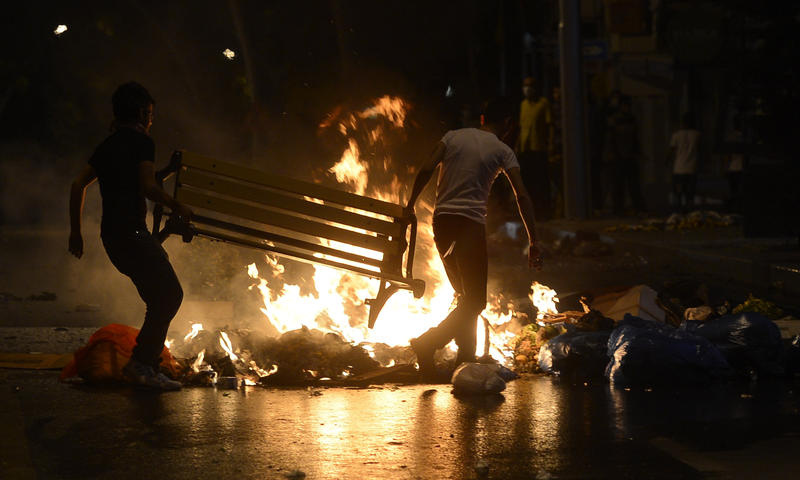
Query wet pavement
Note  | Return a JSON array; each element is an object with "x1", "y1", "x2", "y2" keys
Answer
[
  {"x1": 3, "y1": 226, "x2": 800, "y2": 479},
  {"x1": 2, "y1": 370, "x2": 800, "y2": 479}
]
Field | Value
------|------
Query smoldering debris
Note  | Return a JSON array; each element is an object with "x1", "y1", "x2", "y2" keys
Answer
[{"x1": 170, "y1": 326, "x2": 415, "y2": 387}]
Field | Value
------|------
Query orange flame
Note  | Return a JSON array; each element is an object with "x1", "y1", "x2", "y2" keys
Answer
[{"x1": 247, "y1": 95, "x2": 558, "y2": 366}]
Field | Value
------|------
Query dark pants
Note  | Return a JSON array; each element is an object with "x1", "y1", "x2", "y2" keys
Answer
[
  {"x1": 416, "y1": 214, "x2": 487, "y2": 363},
  {"x1": 518, "y1": 150, "x2": 551, "y2": 220},
  {"x1": 102, "y1": 227, "x2": 183, "y2": 368},
  {"x1": 672, "y1": 174, "x2": 696, "y2": 213},
  {"x1": 612, "y1": 156, "x2": 646, "y2": 214}
]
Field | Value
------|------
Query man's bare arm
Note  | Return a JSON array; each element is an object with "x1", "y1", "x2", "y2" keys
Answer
[
  {"x1": 404, "y1": 141, "x2": 445, "y2": 213},
  {"x1": 68, "y1": 165, "x2": 97, "y2": 258},
  {"x1": 505, "y1": 166, "x2": 543, "y2": 269},
  {"x1": 138, "y1": 161, "x2": 192, "y2": 219}
]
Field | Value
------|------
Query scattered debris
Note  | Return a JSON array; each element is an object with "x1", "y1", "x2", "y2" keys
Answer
[
  {"x1": 733, "y1": 294, "x2": 784, "y2": 320},
  {"x1": 0, "y1": 292, "x2": 21, "y2": 302},
  {"x1": 27, "y1": 291, "x2": 56, "y2": 301},
  {"x1": 684, "y1": 306, "x2": 714, "y2": 322},
  {"x1": 590, "y1": 285, "x2": 666, "y2": 323},
  {"x1": 75, "y1": 304, "x2": 101, "y2": 312},
  {"x1": 605, "y1": 211, "x2": 741, "y2": 232},
  {"x1": 451, "y1": 363, "x2": 516, "y2": 394}
]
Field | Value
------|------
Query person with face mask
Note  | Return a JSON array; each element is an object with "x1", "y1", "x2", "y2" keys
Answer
[{"x1": 516, "y1": 77, "x2": 554, "y2": 219}]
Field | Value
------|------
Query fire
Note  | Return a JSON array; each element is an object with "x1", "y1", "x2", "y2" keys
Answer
[
  {"x1": 184, "y1": 323, "x2": 203, "y2": 342},
  {"x1": 219, "y1": 331, "x2": 238, "y2": 362},
  {"x1": 54, "y1": 25, "x2": 68, "y2": 35},
  {"x1": 244, "y1": 95, "x2": 558, "y2": 366},
  {"x1": 530, "y1": 282, "x2": 559, "y2": 320},
  {"x1": 192, "y1": 349, "x2": 206, "y2": 373},
  {"x1": 329, "y1": 139, "x2": 367, "y2": 195}
]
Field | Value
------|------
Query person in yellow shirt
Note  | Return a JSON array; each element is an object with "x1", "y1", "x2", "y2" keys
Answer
[{"x1": 516, "y1": 77, "x2": 554, "y2": 219}]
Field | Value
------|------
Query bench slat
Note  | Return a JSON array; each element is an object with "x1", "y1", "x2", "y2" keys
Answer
[
  {"x1": 177, "y1": 189, "x2": 404, "y2": 255},
  {"x1": 180, "y1": 150, "x2": 404, "y2": 219},
  {"x1": 179, "y1": 169, "x2": 404, "y2": 238},
  {"x1": 194, "y1": 229, "x2": 411, "y2": 284},
  {"x1": 192, "y1": 215, "x2": 384, "y2": 268}
]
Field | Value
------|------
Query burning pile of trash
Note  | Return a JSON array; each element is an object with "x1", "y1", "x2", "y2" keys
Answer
[{"x1": 169, "y1": 324, "x2": 409, "y2": 386}]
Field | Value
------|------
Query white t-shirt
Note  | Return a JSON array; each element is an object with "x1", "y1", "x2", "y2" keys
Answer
[
  {"x1": 434, "y1": 128, "x2": 520, "y2": 224},
  {"x1": 670, "y1": 129, "x2": 701, "y2": 174}
]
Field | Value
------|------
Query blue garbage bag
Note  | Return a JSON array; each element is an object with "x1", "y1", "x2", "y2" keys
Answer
[
  {"x1": 538, "y1": 332, "x2": 610, "y2": 379},
  {"x1": 605, "y1": 314, "x2": 730, "y2": 386},
  {"x1": 681, "y1": 313, "x2": 784, "y2": 377}
]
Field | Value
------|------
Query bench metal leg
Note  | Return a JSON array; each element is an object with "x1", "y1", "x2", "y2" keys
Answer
[{"x1": 366, "y1": 281, "x2": 402, "y2": 329}]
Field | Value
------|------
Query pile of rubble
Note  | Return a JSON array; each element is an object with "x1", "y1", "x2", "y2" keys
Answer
[
  {"x1": 519, "y1": 282, "x2": 800, "y2": 386},
  {"x1": 171, "y1": 327, "x2": 392, "y2": 386},
  {"x1": 604, "y1": 211, "x2": 742, "y2": 233}
]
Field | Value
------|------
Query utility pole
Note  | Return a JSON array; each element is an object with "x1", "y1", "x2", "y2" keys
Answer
[{"x1": 559, "y1": 0, "x2": 588, "y2": 219}]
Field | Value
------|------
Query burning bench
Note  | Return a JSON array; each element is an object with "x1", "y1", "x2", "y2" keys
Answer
[{"x1": 152, "y1": 150, "x2": 425, "y2": 327}]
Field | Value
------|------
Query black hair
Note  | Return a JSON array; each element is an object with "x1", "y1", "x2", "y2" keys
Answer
[
  {"x1": 112, "y1": 82, "x2": 155, "y2": 122},
  {"x1": 482, "y1": 97, "x2": 513, "y2": 125}
]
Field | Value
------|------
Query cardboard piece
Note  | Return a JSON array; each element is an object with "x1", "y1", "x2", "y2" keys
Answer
[
  {"x1": 0, "y1": 353, "x2": 73, "y2": 370},
  {"x1": 591, "y1": 285, "x2": 666, "y2": 323}
]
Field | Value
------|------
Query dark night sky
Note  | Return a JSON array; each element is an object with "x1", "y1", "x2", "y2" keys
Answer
[{"x1": 0, "y1": 1, "x2": 521, "y2": 168}]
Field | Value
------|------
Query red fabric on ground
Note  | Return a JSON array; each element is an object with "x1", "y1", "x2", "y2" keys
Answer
[{"x1": 59, "y1": 323, "x2": 180, "y2": 382}]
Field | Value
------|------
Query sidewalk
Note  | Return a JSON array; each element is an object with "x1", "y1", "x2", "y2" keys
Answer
[{"x1": 536, "y1": 216, "x2": 800, "y2": 303}]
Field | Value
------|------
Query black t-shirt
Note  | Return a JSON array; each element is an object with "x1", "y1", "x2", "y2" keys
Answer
[{"x1": 88, "y1": 127, "x2": 154, "y2": 232}]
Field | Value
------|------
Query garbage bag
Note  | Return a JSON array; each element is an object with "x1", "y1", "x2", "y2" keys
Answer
[
  {"x1": 605, "y1": 314, "x2": 729, "y2": 386},
  {"x1": 451, "y1": 363, "x2": 510, "y2": 394},
  {"x1": 60, "y1": 323, "x2": 181, "y2": 383},
  {"x1": 682, "y1": 313, "x2": 784, "y2": 377},
  {"x1": 538, "y1": 332, "x2": 610, "y2": 378}
]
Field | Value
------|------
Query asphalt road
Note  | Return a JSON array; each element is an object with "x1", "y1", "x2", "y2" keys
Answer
[
  {"x1": 2, "y1": 227, "x2": 799, "y2": 479},
  {"x1": 2, "y1": 371, "x2": 800, "y2": 479}
]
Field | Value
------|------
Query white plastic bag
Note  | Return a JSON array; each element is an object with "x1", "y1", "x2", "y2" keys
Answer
[{"x1": 451, "y1": 363, "x2": 506, "y2": 394}]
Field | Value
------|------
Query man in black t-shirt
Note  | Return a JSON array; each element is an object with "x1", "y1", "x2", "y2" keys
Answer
[{"x1": 69, "y1": 82, "x2": 192, "y2": 391}]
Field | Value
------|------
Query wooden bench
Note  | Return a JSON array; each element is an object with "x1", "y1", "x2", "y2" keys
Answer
[{"x1": 152, "y1": 150, "x2": 425, "y2": 328}]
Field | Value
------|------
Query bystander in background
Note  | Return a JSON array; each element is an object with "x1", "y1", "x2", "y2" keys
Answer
[
  {"x1": 604, "y1": 95, "x2": 646, "y2": 215},
  {"x1": 668, "y1": 112, "x2": 701, "y2": 213},
  {"x1": 516, "y1": 77, "x2": 554, "y2": 219}
]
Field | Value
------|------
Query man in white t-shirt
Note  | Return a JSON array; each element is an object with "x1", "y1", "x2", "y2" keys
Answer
[
  {"x1": 669, "y1": 112, "x2": 701, "y2": 212},
  {"x1": 404, "y1": 99, "x2": 542, "y2": 380}
]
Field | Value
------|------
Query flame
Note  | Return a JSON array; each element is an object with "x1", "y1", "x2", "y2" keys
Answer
[
  {"x1": 529, "y1": 282, "x2": 559, "y2": 319},
  {"x1": 219, "y1": 331, "x2": 239, "y2": 362},
  {"x1": 54, "y1": 25, "x2": 68, "y2": 35},
  {"x1": 222, "y1": 48, "x2": 236, "y2": 60},
  {"x1": 245, "y1": 95, "x2": 558, "y2": 366},
  {"x1": 329, "y1": 139, "x2": 367, "y2": 195},
  {"x1": 164, "y1": 338, "x2": 174, "y2": 350},
  {"x1": 192, "y1": 349, "x2": 206, "y2": 373},
  {"x1": 184, "y1": 323, "x2": 204, "y2": 343}
]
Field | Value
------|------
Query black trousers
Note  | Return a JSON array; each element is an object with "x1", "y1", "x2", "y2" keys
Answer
[
  {"x1": 672, "y1": 173, "x2": 697, "y2": 213},
  {"x1": 612, "y1": 156, "x2": 646, "y2": 213},
  {"x1": 417, "y1": 214, "x2": 487, "y2": 362},
  {"x1": 102, "y1": 227, "x2": 183, "y2": 368}
]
